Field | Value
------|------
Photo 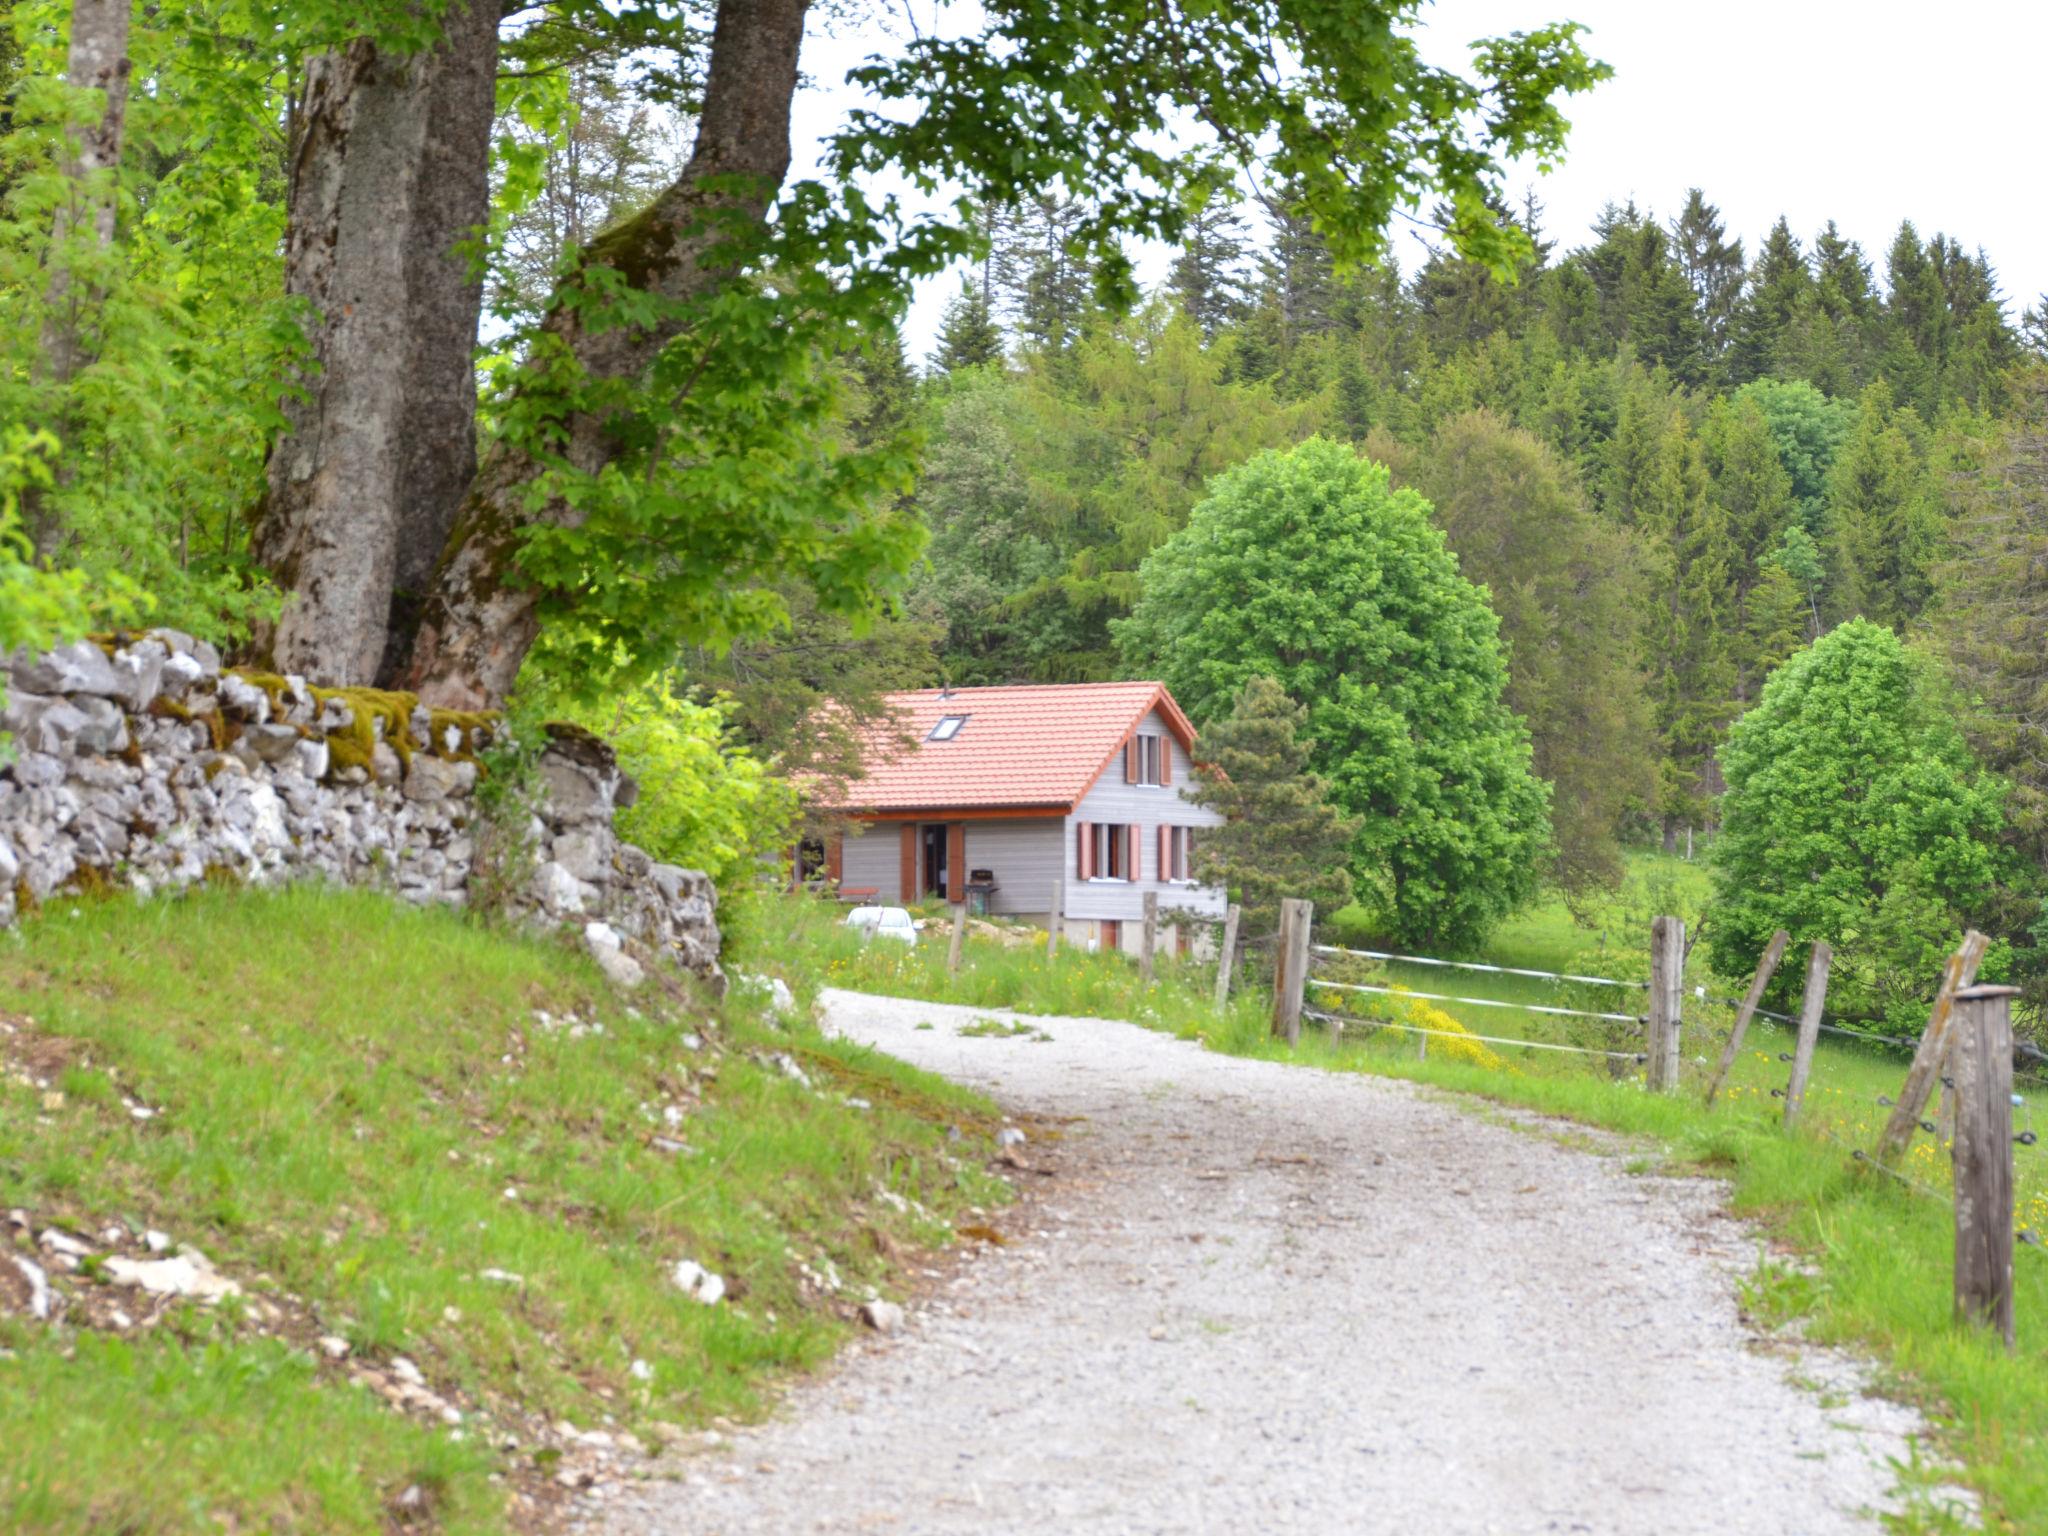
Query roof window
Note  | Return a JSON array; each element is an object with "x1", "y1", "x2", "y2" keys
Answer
[{"x1": 927, "y1": 714, "x2": 969, "y2": 741}]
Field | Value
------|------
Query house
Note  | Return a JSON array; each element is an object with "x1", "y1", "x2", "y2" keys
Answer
[{"x1": 811, "y1": 682, "x2": 1227, "y2": 956}]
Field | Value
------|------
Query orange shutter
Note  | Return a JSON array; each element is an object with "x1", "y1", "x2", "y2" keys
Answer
[
  {"x1": 1126, "y1": 824, "x2": 1138, "y2": 880},
  {"x1": 1160, "y1": 737, "x2": 1172, "y2": 787},
  {"x1": 1124, "y1": 737, "x2": 1139, "y2": 783},
  {"x1": 1157, "y1": 824, "x2": 1170, "y2": 881},
  {"x1": 899, "y1": 824, "x2": 917, "y2": 901},
  {"x1": 947, "y1": 823, "x2": 966, "y2": 904},
  {"x1": 826, "y1": 834, "x2": 844, "y2": 887},
  {"x1": 1077, "y1": 821, "x2": 1092, "y2": 879}
]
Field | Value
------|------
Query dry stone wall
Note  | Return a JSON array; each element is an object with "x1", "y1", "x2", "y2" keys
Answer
[{"x1": 0, "y1": 634, "x2": 722, "y2": 992}]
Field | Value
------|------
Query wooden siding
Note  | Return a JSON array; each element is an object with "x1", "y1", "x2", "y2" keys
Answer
[
  {"x1": 839, "y1": 821, "x2": 901, "y2": 899},
  {"x1": 961, "y1": 818, "x2": 1065, "y2": 916},
  {"x1": 1065, "y1": 707, "x2": 1225, "y2": 923}
]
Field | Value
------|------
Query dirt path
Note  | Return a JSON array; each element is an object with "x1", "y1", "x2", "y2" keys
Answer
[{"x1": 597, "y1": 988, "x2": 1940, "y2": 1535}]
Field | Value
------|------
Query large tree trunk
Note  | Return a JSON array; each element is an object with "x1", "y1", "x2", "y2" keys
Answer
[
  {"x1": 381, "y1": 1, "x2": 501, "y2": 682},
  {"x1": 28, "y1": 0, "x2": 132, "y2": 557},
  {"x1": 253, "y1": 2, "x2": 500, "y2": 687},
  {"x1": 399, "y1": 0, "x2": 811, "y2": 709}
]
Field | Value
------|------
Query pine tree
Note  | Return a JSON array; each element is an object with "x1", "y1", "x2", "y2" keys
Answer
[
  {"x1": 1668, "y1": 189, "x2": 1745, "y2": 369},
  {"x1": 1169, "y1": 198, "x2": 1255, "y2": 337},
  {"x1": 1260, "y1": 189, "x2": 1339, "y2": 343},
  {"x1": 1878, "y1": 221, "x2": 1944, "y2": 414},
  {"x1": 1728, "y1": 217, "x2": 1812, "y2": 384},
  {"x1": 931, "y1": 279, "x2": 1005, "y2": 372},
  {"x1": 1184, "y1": 675, "x2": 1359, "y2": 943}
]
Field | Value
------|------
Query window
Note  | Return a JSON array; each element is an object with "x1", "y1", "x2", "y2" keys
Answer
[
  {"x1": 1075, "y1": 820, "x2": 1134, "y2": 881},
  {"x1": 928, "y1": 714, "x2": 968, "y2": 741},
  {"x1": 1160, "y1": 825, "x2": 1194, "y2": 882},
  {"x1": 1125, "y1": 732, "x2": 1167, "y2": 786}
]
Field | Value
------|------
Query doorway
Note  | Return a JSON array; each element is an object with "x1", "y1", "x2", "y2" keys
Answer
[{"x1": 921, "y1": 823, "x2": 949, "y2": 901}]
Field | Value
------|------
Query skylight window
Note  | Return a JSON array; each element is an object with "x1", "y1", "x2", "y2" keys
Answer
[{"x1": 927, "y1": 714, "x2": 968, "y2": 741}]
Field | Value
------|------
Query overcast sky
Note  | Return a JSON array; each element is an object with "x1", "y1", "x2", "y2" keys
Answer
[{"x1": 789, "y1": 0, "x2": 2048, "y2": 365}]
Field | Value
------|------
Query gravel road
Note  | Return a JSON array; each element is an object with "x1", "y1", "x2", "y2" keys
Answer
[{"x1": 597, "y1": 987, "x2": 1942, "y2": 1535}]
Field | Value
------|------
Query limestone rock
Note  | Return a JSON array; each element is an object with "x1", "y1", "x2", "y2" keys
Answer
[
  {"x1": 859, "y1": 1299, "x2": 905, "y2": 1334},
  {"x1": 670, "y1": 1259, "x2": 726, "y2": 1305},
  {"x1": 9, "y1": 640, "x2": 120, "y2": 698}
]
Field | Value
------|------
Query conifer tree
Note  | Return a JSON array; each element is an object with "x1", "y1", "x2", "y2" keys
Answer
[
  {"x1": 1169, "y1": 198, "x2": 1255, "y2": 337},
  {"x1": 1701, "y1": 394, "x2": 1797, "y2": 700},
  {"x1": 1827, "y1": 379, "x2": 1941, "y2": 628},
  {"x1": 998, "y1": 195, "x2": 1100, "y2": 354},
  {"x1": 1792, "y1": 220, "x2": 1877, "y2": 393},
  {"x1": 1184, "y1": 675, "x2": 1359, "y2": 943},
  {"x1": 1728, "y1": 217, "x2": 1812, "y2": 384},
  {"x1": 931, "y1": 279, "x2": 1005, "y2": 372},
  {"x1": 1668, "y1": 189, "x2": 1744, "y2": 369}
]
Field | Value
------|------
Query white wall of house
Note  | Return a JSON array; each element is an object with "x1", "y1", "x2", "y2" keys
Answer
[{"x1": 838, "y1": 816, "x2": 1065, "y2": 915}]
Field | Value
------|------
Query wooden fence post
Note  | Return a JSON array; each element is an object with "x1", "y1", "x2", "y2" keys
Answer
[
  {"x1": 1646, "y1": 915, "x2": 1685, "y2": 1091},
  {"x1": 1046, "y1": 877, "x2": 1064, "y2": 959},
  {"x1": 1951, "y1": 983, "x2": 2018, "y2": 1349},
  {"x1": 1270, "y1": 898, "x2": 1312, "y2": 1046},
  {"x1": 1705, "y1": 929, "x2": 1789, "y2": 1106},
  {"x1": 1139, "y1": 890, "x2": 1158, "y2": 984},
  {"x1": 1875, "y1": 931, "x2": 1988, "y2": 1164},
  {"x1": 1780, "y1": 941, "x2": 1832, "y2": 1129},
  {"x1": 1212, "y1": 903, "x2": 1241, "y2": 1012},
  {"x1": 947, "y1": 903, "x2": 967, "y2": 974}
]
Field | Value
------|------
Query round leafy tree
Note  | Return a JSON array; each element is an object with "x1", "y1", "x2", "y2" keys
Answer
[
  {"x1": 1708, "y1": 619, "x2": 2007, "y2": 1029},
  {"x1": 1118, "y1": 436, "x2": 1550, "y2": 949}
]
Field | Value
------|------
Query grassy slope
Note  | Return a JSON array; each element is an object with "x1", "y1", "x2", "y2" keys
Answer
[
  {"x1": 0, "y1": 887, "x2": 1003, "y2": 1535},
  {"x1": 764, "y1": 863, "x2": 2048, "y2": 1532}
]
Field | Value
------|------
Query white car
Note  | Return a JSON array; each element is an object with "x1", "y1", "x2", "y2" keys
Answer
[{"x1": 844, "y1": 905, "x2": 919, "y2": 946}]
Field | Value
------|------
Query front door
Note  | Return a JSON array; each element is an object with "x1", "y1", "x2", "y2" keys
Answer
[{"x1": 921, "y1": 823, "x2": 949, "y2": 901}]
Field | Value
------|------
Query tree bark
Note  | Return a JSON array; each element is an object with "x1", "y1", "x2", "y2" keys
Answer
[
  {"x1": 399, "y1": 0, "x2": 812, "y2": 708},
  {"x1": 29, "y1": 0, "x2": 132, "y2": 556},
  {"x1": 381, "y1": 0, "x2": 502, "y2": 682},
  {"x1": 253, "y1": 3, "x2": 501, "y2": 687}
]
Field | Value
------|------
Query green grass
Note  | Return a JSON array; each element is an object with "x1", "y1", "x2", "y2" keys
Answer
[
  {"x1": 0, "y1": 886, "x2": 1004, "y2": 1534},
  {"x1": 762, "y1": 858, "x2": 2048, "y2": 1533}
]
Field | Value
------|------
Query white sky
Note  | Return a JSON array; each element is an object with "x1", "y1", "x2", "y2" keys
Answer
[{"x1": 790, "y1": 0, "x2": 2048, "y2": 365}]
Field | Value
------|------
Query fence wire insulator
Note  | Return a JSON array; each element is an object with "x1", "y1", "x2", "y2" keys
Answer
[
  {"x1": 1778, "y1": 1052, "x2": 1794, "y2": 1063},
  {"x1": 1942, "y1": 1075, "x2": 1955, "y2": 1090},
  {"x1": 2018, "y1": 1131, "x2": 2039, "y2": 1147},
  {"x1": 1920, "y1": 1119, "x2": 1938, "y2": 1134},
  {"x1": 1876, "y1": 1094, "x2": 1895, "y2": 1107},
  {"x1": 2021, "y1": 1229, "x2": 2045, "y2": 1248},
  {"x1": 1770, "y1": 1087, "x2": 1786, "y2": 1098}
]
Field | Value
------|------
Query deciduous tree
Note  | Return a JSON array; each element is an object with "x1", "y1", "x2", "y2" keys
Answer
[{"x1": 1119, "y1": 436, "x2": 1551, "y2": 949}]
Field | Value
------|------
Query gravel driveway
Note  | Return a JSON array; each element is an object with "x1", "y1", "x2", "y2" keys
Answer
[{"x1": 597, "y1": 987, "x2": 1941, "y2": 1535}]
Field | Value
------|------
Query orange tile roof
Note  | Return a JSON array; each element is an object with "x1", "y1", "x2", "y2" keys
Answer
[{"x1": 820, "y1": 682, "x2": 1198, "y2": 814}]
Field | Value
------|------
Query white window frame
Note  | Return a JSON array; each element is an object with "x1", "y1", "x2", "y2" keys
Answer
[
  {"x1": 928, "y1": 714, "x2": 969, "y2": 741},
  {"x1": 1137, "y1": 733, "x2": 1164, "y2": 786}
]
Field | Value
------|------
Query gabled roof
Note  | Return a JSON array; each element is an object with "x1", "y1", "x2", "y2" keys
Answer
[{"x1": 819, "y1": 681, "x2": 1198, "y2": 815}]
